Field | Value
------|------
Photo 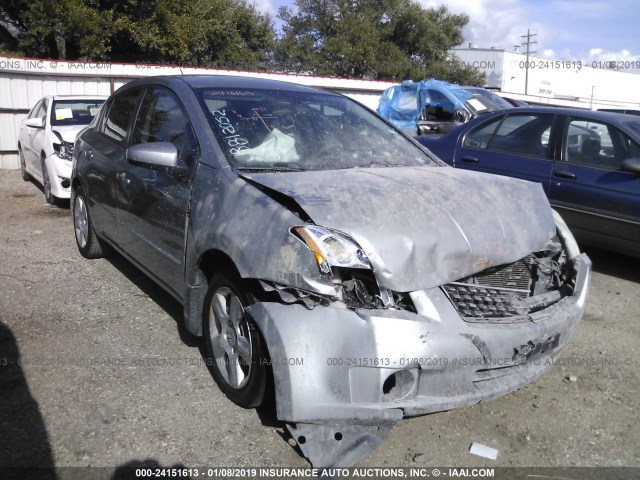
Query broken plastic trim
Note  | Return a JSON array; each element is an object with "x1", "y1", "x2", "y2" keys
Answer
[
  {"x1": 51, "y1": 129, "x2": 74, "y2": 160},
  {"x1": 286, "y1": 422, "x2": 395, "y2": 468},
  {"x1": 258, "y1": 272, "x2": 415, "y2": 313},
  {"x1": 552, "y1": 209, "x2": 580, "y2": 259},
  {"x1": 53, "y1": 141, "x2": 74, "y2": 160},
  {"x1": 442, "y1": 240, "x2": 574, "y2": 323},
  {"x1": 340, "y1": 269, "x2": 381, "y2": 308},
  {"x1": 258, "y1": 280, "x2": 333, "y2": 309},
  {"x1": 339, "y1": 268, "x2": 416, "y2": 312}
]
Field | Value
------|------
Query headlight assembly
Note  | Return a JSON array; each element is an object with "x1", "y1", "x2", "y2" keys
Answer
[
  {"x1": 292, "y1": 225, "x2": 372, "y2": 274},
  {"x1": 53, "y1": 140, "x2": 74, "y2": 160}
]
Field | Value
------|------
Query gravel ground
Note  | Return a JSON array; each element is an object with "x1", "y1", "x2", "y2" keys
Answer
[{"x1": 1, "y1": 170, "x2": 639, "y2": 478}]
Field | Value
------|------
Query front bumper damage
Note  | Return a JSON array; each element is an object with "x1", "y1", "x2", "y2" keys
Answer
[
  {"x1": 246, "y1": 253, "x2": 591, "y2": 467},
  {"x1": 45, "y1": 153, "x2": 72, "y2": 199}
]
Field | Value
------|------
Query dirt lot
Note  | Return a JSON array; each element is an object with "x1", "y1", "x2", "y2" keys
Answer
[{"x1": 1, "y1": 169, "x2": 639, "y2": 477}]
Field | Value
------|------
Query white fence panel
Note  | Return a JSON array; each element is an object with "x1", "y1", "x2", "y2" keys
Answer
[{"x1": 0, "y1": 56, "x2": 391, "y2": 169}]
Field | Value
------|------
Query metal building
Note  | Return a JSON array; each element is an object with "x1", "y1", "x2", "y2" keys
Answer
[{"x1": 452, "y1": 47, "x2": 640, "y2": 110}]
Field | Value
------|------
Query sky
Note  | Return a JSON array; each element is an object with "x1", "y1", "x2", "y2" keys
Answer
[{"x1": 251, "y1": 0, "x2": 640, "y2": 66}]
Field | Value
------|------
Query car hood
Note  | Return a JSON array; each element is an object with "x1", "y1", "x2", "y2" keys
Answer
[
  {"x1": 242, "y1": 166, "x2": 556, "y2": 291},
  {"x1": 51, "y1": 125, "x2": 86, "y2": 143}
]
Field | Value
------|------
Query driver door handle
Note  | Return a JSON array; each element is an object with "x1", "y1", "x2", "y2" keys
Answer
[
  {"x1": 461, "y1": 156, "x2": 479, "y2": 163},
  {"x1": 554, "y1": 170, "x2": 576, "y2": 179}
]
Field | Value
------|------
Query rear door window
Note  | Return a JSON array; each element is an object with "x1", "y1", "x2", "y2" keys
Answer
[
  {"x1": 463, "y1": 116, "x2": 503, "y2": 149},
  {"x1": 464, "y1": 113, "x2": 554, "y2": 159}
]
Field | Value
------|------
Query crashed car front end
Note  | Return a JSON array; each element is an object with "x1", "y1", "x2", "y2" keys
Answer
[
  {"x1": 180, "y1": 83, "x2": 591, "y2": 468},
  {"x1": 246, "y1": 220, "x2": 589, "y2": 467},
  {"x1": 251, "y1": 224, "x2": 589, "y2": 417},
  {"x1": 44, "y1": 138, "x2": 74, "y2": 199},
  {"x1": 186, "y1": 164, "x2": 590, "y2": 467},
  {"x1": 47, "y1": 97, "x2": 106, "y2": 199}
]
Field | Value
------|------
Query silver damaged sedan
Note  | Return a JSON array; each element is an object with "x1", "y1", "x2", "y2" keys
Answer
[{"x1": 71, "y1": 75, "x2": 591, "y2": 467}]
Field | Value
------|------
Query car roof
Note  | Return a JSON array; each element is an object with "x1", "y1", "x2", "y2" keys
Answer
[
  {"x1": 492, "y1": 106, "x2": 640, "y2": 125},
  {"x1": 48, "y1": 95, "x2": 108, "y2": 101},
  {"x1": 435, "y1": 104, "x2": 640, "y2": 140},
  {"x1": 119, "y1": 75, "x2": 341, "y2": 96}
]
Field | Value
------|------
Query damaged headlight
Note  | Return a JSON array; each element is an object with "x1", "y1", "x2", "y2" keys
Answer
[
  {"x1": 53, "y1": 140, "x2": 74, "y2": 160},
  {"x1": 292, "y1": 225, "x2": 371, "y2": 274},
  {"x1": 552, "y1": 209, "x2": 580, "y2": 260}
]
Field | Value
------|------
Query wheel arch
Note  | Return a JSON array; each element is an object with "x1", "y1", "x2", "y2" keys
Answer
[
  {"x1": 40, "y1": 151, "x2": 47, "y2": 177},
  {"x1": 184, "y1": 248, "x2": 245, "y2": 337},
  {"x1": 18, "y1": 142, "x2": 29, "y2": 180},
  {"x1": 71, "y1": 176, "x2": 83, "y2": 193},
  {"x1": 198, "y1": 249, "x2": 240, "y2": 281}
]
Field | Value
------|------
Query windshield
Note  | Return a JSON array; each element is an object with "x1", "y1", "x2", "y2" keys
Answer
[
  {"x1": 197, "y1": 88, "x2": 435, "y2": 171},
  {"x1": 461, "y1": 88, "x2": 512, "y2": 115},
  {"x1": 51, "y1": 99, "x2": 105, "y2": 127}
]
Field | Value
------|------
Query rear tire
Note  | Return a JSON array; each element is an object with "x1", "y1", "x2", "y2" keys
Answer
[
  {"x1": 203, "y1": 273, "x2": 268, "y2": 408},
  {"x1": 72, "y1": 186, "x2": 108, "y2": 259}
]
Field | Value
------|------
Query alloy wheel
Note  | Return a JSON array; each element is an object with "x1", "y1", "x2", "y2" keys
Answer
[
  {"x1": 74, "y1": 195, "x2": 89, "y2": 249},
  {"x1": 208, "y1": 286, "x2": 253, "y2": 389}
]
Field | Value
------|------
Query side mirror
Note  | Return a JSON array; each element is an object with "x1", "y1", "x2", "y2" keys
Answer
[
  {"x1": 127, "y1": 142, "x2": 179, "y2": 169},
  {"x1": 621, "y1": 157, "x2": 640, "y2": 174},
  {"x1": 25, "y1": 117, "x2": 44, "y2": 128}
]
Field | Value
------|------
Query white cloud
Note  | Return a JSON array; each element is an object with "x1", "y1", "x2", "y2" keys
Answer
[
  {"x1": 584, "y1": 48, "x2": 640, "y2": 70},
  {"x1": 420, "y1": 0, "x2": 554, "y2": 54},
  {"x1": 244, "y1": 0, "x2": 276, "y2": 16},
  {"x1": 587, "y1": 48, "x2": 639, "y2": 61},
  {"x1": 421, "y1": 0, "x2": 640, "y2": 70}
]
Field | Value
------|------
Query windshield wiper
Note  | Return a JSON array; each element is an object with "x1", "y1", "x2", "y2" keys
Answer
[{"x1": 237, "y1": 165, "x2": 306, "y2": 172}]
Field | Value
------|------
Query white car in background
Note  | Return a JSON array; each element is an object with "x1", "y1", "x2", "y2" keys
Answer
[{"x1": 18, "y1": 95, "x2": 107, "y2": 205}]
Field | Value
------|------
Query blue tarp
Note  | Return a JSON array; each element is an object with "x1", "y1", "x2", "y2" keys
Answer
[{"x1": 377, "y1": 79, "x2": 474, "y2": 130}]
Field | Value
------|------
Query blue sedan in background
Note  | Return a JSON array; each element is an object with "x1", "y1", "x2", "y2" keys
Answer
[{"x1": 416, "y1": 107, "x2": 640, "y2": 258}]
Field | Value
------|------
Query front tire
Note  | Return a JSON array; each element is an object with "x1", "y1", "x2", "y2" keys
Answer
[
  {"x1": 19, "y1": 148, "x2": 30, "y2": 181},
  {"x1": 72, "y1": 186, "x2": 108, "y2": 259},
  {"x1": 41, "y1": 156, "x2": 57, "y2": 205},
  {"x1": 203, "y1": 273, "x2": 268, "y2": 408}
]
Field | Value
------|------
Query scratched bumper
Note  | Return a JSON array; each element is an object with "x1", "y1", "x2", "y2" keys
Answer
[{"x1": 247, "y1": 253, "x2": 590, "y2": 423}]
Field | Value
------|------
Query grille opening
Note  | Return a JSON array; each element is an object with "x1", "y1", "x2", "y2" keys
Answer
[
  {"x1": 443, "y1": 251, "x2": 570, "y2": 323},
  {"x1": 473, "y1": 255, "x2": 535, "y2": 291}
]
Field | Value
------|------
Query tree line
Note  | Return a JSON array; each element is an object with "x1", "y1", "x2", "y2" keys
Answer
[{"x1": 0, "y1": 0, "x2": 485, "y2": 84}]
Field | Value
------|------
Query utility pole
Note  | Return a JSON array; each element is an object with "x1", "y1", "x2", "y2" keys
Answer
[{"x1": 520, "y1": 29, "x2": 537, "y2": 95}]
